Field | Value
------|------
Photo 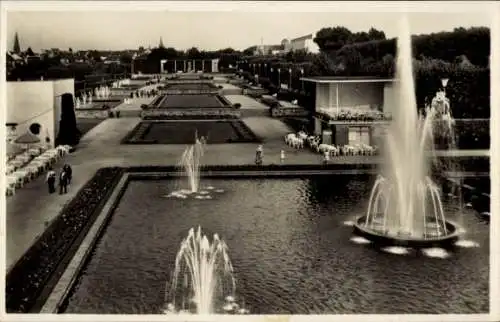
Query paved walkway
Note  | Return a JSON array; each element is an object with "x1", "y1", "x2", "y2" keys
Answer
[
  {"x1": 5, "y1": 112, "x2": 490, "y2": 271},
  {"x1": 225, "y1": 94, "x2": 269, "y2": 110}
]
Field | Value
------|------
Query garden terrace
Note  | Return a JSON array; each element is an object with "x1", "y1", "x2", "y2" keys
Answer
[
  {"x1": 151, "y1": 94, "x2": 232, "y2": 109},
  {"x1": 121, "y1": 120, "x2": 261, "y2": 144},
  {"x1": 5, "y1": 167, "x2": 124, "y2": 313}
]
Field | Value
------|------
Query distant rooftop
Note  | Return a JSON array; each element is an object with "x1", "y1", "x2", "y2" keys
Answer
[
  {"x1": 300, "y1": 76, "x2": 395, "y2": 83},
  {"x1": 291, "y1": 34, "x2": 314, "y2": 42}
]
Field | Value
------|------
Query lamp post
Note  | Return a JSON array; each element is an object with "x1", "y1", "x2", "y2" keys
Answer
[{"x1": 300, "y1": 68, "x2": 305, "y2": 92}]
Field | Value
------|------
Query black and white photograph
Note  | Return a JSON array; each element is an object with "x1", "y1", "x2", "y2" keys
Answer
[{"x1": 1, "y1": 1, "x2": 498, "y2": 321}]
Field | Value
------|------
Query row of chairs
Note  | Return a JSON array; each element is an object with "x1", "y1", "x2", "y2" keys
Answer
[
  {"x1": 5, "y1": 145, "x2": 72, "y2": 196},
  {"x1": 284, "y1": 131, "x2": 379, "y2": 157}
]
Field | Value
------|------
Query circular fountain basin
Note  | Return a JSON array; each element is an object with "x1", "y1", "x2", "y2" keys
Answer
[{"x1": 352, "y1": 216, "x2": 462, "y2": 248}]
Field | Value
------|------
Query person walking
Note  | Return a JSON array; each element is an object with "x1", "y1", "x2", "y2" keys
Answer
[
  {"x1": 46, "y1": 168, "x2": 56, "y2": 194},
  {"x1": 64, "y1": 164, "x2": 73, "y2": 186},
  {"x1": 255, "y1": 145, "x2": 264, "y2": 165},
  {"x1": 280, "y1": 149, "x2": 286, "y2": 164},
  {"x1": 59, "y1": 169, "x2": 68, "y2": 195},
  {"x1": 323, "y1": 150, "x2": 330, "y2": 165}
]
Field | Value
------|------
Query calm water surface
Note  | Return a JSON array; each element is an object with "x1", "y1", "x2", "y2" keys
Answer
[{"x1": 64, "y1": 175, "x2": 489, "y2": 314}]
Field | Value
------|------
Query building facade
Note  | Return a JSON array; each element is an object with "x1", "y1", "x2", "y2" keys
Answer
[
  {"x1": 289, "y1": 34, "x2": 320, "y2": 53},
  {"x1": 301, "y1": 76, "x2": 395, "y2": 147},
  {"x1": 160, "y1": 59, "x2": 219, "y2": 73},
  {"x1": 6, "y1": 79, "x2": 75, "y2": 146}
]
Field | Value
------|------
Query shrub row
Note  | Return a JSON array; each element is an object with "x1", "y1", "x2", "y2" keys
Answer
[{"x1": 6, "y1": 167, "x2": 124, "y2": 313}]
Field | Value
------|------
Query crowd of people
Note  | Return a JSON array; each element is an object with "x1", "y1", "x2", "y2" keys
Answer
[{"x1": 46, "y1": 163, "x2": 73, "y2": 195}]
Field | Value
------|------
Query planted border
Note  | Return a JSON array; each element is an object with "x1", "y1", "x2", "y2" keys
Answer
[{"x1": 5, "y1": 167, "x2": 125, "y2": 313}]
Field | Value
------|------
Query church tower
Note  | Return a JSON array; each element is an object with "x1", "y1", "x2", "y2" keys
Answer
[
  {"x1": 13, "y1": 32, "x2": 20, "y2": 53},
  {"x1": 159, "y1": 37, "x2": 165, "y2": 49}
]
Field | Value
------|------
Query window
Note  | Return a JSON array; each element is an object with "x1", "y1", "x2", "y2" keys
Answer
[
  {"x1": 29, "y1": 123, "x2": 41, "y2": 135},
  {"x1": 348, "y1": 127, "x2": 370, "y2": 145}
]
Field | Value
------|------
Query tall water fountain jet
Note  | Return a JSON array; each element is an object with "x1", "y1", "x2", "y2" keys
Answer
[
  {"x1": 164, "y1": 227, "x2": 247, "y2": 314},
  {"x1": 180, "y1": 136, "x2": 204, "y2": 193},
  {"x1": 353, "y1": 15, "x2": 461, "y2": 247},
  {"x1": 165, "y1": 134, "x2": 224, "y2": 199}
]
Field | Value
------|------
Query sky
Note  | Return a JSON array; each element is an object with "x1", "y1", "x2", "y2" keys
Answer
[{"x1": 5, "y1": 5, "x2": 493, "y2": 52}]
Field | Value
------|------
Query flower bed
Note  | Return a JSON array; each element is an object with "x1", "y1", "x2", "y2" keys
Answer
[
  {"x1": 317, "y1": 108, "x2": 392, "y2": 122},
  {"x1": 6, "y1": 167, "x2": 124, "y2": 313},
  {"x1": 141, "y1": 109, "x2": 241, "y2": 119},
  {"x1": 270, "y1": 106, "x2": 310, "y2": 118}
]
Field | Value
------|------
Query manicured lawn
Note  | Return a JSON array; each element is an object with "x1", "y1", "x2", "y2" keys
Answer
[
  {"x1": 122, "y1": 120, "x2": 261, "y2": 144},
  {"x1": 157, "y1": 94, "x2": 227, "y2": 108}
]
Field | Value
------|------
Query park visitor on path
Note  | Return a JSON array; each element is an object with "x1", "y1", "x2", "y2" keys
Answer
[
  {"x1": 255, "y1": 145, "x2": 264, "y2": 165},
  {"x1": 323, "y1": 150, "x2": 330, "y2": 165},
  {"x1": 46, "y1": 168, "x2": 56, "y2": 194},
  {"x1": 59, "y1": 169, "x2": 68, "y2": 195},
  {"x1": 280, "y1": 149, "x2": 286, "y2": 164},
  {"x1": 63, "y1": 164, "x2": 73, "y2": 185}
]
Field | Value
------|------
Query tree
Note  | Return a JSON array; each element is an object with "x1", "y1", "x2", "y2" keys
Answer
[
  {"x1": 243, "y1": 46, "x2": 257, "y2": 56},
  {"x1": 313, "y1": 26, "x2": 353, "y2": 52},
  {"x1": 351, "y1": 32, "x2": 370, "y2": 43},
  {"x1": 367, "y1": 27, "x2": 386, "y2": 41},
  {"x1": 56, "y1": 93, "x2": 81, "y2": 146},
  {"x1": 120, "y1": 52, "x2": 133, "y2": 64},
  {"x1": 26, "y1": 47, "x2": 34, "y2": 56},
  {"x1": 186, "y1": 47, "x2": 201, "y2": 59},
  {"x1": 219, "y1": 47, "x2": 236, "y2": 54}
]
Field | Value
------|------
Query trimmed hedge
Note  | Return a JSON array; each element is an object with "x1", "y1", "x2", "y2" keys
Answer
[
  {"x1": 453, "y1": 119, "x2": 490, "y2": 150},
  {"x1": 6, "y1": 167, "x2": 124, "y2": 313}
]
